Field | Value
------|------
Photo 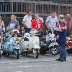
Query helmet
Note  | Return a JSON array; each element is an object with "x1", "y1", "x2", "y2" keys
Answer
[
  {"x1": 24, "y1": 33, "x2": 30, "y2": 39},
  {"x1": 12, "y1": 29, "x2": 19, "y2": 35}
]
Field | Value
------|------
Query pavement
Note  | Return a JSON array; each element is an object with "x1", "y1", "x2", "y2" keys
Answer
[{"x1": 0, "y1": 54, "x2": 72, "y2": 72}]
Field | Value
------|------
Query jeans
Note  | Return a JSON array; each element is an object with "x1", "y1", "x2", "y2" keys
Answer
[{"x1": 59, "y1": 41, "x2": 66, "y2": 60}]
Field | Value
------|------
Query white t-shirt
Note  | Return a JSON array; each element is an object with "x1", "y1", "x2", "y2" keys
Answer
[
  {"x1": 46, "y1": 16, "x2": 58, "y2": 28},
  {"x1": 23, "y1": 15, "x2": 32, "y2": 28}
]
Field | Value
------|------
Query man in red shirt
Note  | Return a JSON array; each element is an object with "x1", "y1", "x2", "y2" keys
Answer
[{"x1": 32, "y1": 14, "x2": 44, "y2": 31}]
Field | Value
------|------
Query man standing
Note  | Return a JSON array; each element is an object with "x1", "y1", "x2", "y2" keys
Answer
[
  {"x1": 65, "y1": 14, "x2": 71, "y2": 36},
  {"x1": 22, "y1": 10, "x2": 32, "y2": 33},
  {"x1": 9, "y1": 15, "x2": 20, "y2": 30},
  {"x1": 54, "y1": 14, "x2": 67, "y2": 62},
  {"x1": 0, "y1": 16, "x2": 5, "y2": 32},
  {"x1": 45, "y1": 12, "x2": 58, "y2": 31}
]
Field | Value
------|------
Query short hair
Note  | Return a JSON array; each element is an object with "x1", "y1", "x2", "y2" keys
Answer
[
  {"x1": 51, "y1": 11, "x2": 55, "y2": 13},
  {"x1": 59, "y1": 14, "x2": 64, "y2": 18},
  {"x1": 27, "y1": 10, "x2": 32, "y2": 13},
  {"x1": 11, "y1": 15, "x2": 16, "y2": 19},
  {"x1": 67, "y1": 14, "x2": 70, "y2": 16},
  {"x1": 35, "y1": 13, "x2": 39, "y2": 16},
  {"x1": 66, "y1": 14, "x2": 71, "y2": 17}
]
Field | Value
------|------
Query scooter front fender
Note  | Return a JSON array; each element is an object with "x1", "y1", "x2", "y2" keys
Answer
[{"x1": 48, "y1": 42, "x2": 59, "y2": 48}]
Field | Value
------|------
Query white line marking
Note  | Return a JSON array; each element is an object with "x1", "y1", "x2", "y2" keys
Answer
[
  {"x1": 18, "y1": 65, "x2": 33, "y2": 68},
  {"x1": 15, "y1": 71, "x2": 22, "y2": 72}
]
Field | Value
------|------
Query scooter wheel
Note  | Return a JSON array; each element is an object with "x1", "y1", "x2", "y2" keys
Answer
[
  {"x1": 2, "y1": 51, "x2": 7, "y2": 55},
  {"x1": 50, "y1": 46, "x2": 59, "y2": 55},
  {"x1": 25, "y1": 51, "x2": 28, "y2": 56},
  {"x1": 14, "y1": 50, "x2": 19, "y2": 59},
  {"x1": 0, "y1": 53, "x2": 1, "y2": 58},
  {"x1": 21, "y1": 51, "x2": 25, "y2": 56},
  {"x1": 6, "y1": 53, "x2": 10, "y2": 56},
  {"x1": 34, "y1": 49, "x2": 39, "y2": 58},
  {"x1": 40, "y1": 47, "x2": 46, "y2": 55},
  {"x1": 0, "y1": 49, "x2": 2, "y2": 58}
]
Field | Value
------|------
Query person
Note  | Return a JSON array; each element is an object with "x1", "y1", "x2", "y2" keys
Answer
[
  {"x1": 9, "y1": 15, "x2": 20, "y2": 30},
  {"x1": 32, "y1": 14, "x2": 44, "y2": 31},
  {"x1": 45, "y1": 12, "x2": 58, "y2": 33},
  {"x1": 54, "y1": 14, "x2": 67, "y2": 62},
  {"x1": 22, "y1": 10, "x2": 32, "y2": 33},
  {"x1": 39, "y1": 17, "x2": 44, "y2": 24},
  {"x1": 55, "y1": 12, "x2": 57, "y2": 18},
  {"x1": 0, "y1": 16, "x2": 5, "y2": 32},
  {"x1": 65, "y1": 14, "x2": 71, "y2": 36}
]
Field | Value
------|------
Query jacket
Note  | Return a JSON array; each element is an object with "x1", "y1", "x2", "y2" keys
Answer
[{"x1": 32, "y1": 19, "x2": 44, "y2": 29}]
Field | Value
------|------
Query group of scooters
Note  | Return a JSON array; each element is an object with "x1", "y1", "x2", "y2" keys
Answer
[
  {"x1": 0, "y1": 27, "x2": 72, "y2": 59},
  {"x1": 20, "y1": 29, "x2": 59, "y2": 58}
]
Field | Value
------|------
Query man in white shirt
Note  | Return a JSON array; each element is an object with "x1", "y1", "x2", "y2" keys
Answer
[
  {"x1": 22, "y1": 10, "x2": 32, "y2": 33},
  {"x1": 45, "y1": 12, "x2": 58, "y2": 31}
]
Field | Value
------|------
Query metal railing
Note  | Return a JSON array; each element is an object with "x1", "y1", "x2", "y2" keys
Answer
[{"x1": 0, "y1": 0, "x2": 72, "y2": 17}]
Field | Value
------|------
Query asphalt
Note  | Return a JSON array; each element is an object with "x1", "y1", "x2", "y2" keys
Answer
[{"x1": 0, "y1": 54, "x2": 72, "y2": 72}]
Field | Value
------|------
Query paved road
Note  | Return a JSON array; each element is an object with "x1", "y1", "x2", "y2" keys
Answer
[{"x1": 0, "y1": 54, "x2": 72, "y2": 72}]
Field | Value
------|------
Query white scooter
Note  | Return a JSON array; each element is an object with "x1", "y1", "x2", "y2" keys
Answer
[
  {"x1": 20, "y1": 30, "x2": 40, "y2": 58},
  {"x1": 40, "y1": 30, "x2": 59, "y2": 55}
]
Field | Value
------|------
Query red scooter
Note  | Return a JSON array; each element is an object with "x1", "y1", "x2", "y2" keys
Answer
[{"x1": 66, "y1": 35, "x2": 72, "y2": 54}]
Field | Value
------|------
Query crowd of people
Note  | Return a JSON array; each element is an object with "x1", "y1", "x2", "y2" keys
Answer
[{"x1": 0, "y1": 10, "x2": 72, "y2": 62}]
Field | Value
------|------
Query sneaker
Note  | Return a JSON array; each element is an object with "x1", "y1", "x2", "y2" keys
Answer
[{"x1": 56, "y1": 58, "x2": 66, "y2": 62}]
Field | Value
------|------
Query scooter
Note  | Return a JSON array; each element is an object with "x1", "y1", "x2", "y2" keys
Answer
[
  {"x1": 40, "y1": 30, "x2": 59, "y2": 55},
  {"x1": 66, "y1": 35, "x2": 72, "y2": 54},
  {"x1": 20, "y1": 30, "x2": 40, "y2": 58},
  {"x1": 0, "y1": 31, "x2": 4, "y2": 58},
  {"x1": 2, "y1": 29, "x2": 20, "y2": 59}
]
